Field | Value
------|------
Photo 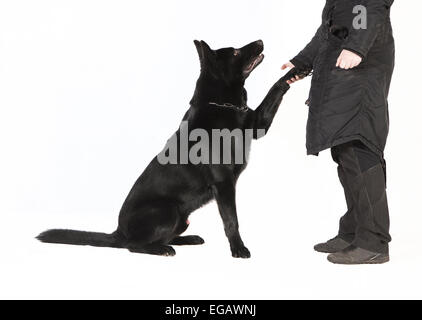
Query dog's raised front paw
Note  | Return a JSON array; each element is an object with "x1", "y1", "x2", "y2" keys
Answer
[{"x1": 231, "y1": 246, "x2": 251, "y2": 259}]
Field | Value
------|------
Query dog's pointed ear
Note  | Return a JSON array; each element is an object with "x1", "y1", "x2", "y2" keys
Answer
[
  {"x1": 194, "y1": 40, "x2": 204, "y2": 65},
  {"x1": 199, "y1": 40, "x2": 212, "y2": 54},
  {"x1": 194, "y1": 40, "x2": 215, "y2": 71}
]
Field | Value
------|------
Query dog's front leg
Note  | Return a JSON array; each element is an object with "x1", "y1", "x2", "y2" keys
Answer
[
  {"x1": 253, "y1": 80, "x2": 290, "y2": 139},
  {"x1": 211, "y1": 182, "x2": 250, "y2": 259},
  {"x1": 253, "y1": 67, "x2": 312, "y2": 139}
]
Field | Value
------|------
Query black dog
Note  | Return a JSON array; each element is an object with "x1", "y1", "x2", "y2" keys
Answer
[{"x1": 38, "y1": 40, "x2": 310, "y2": 258}]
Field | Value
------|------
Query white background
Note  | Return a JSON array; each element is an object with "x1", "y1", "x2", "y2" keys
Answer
[{"x1": 1, "y1": 0, "x2": 421, "y2": 299}]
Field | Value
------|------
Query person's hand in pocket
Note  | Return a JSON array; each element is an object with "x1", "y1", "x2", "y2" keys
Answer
[{"x1": 336, "y1": 49, "x2": 362, "y2": 70}]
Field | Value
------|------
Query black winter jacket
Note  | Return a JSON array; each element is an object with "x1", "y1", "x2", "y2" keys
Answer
[{"x1": 292, "y1": 0, "x2": 395, "y2": 157}]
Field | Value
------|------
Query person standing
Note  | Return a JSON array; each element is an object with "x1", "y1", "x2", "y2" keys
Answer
[{"x1": 282, "y1": 0, "x2": 395, "y2": 264}]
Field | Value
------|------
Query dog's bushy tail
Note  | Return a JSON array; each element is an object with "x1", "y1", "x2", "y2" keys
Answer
[{"x1": 36, "y1": 229, "x2": 124, "y2": 248}]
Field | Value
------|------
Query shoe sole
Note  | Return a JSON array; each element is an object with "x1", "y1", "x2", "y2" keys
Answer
[{"x1": 327, "y1": 255, "x2": 390, "y2": 265}]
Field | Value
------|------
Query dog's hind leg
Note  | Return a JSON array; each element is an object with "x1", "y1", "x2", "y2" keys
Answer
[
  {"x1": 169, "y1": 235, "x2": 205, "y2": 246},
  {"x1": 128, "y1": 243, "x2": 176, "y2": 256},
  {"x1": 123, "y1": 203, "x2": 181, "y2": 256},
  {"x1": 169, "y1": 215, "x2": 205, "y2": 246}
]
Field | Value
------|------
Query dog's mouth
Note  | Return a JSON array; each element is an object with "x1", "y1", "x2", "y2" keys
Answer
[{"x1": 243, "y1": 54, "x2": 264, "y2": 75}]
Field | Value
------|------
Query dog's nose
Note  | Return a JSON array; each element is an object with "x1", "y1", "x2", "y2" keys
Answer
[{"x1": 256, "y1": 40, "x2": 263, "y2": 47}]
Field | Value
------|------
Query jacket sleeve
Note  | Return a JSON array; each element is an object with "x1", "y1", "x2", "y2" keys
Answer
[
  {"x1": 342, "y1": 0, "x2": 392, "y2": 59},
  {"x1": 291, "y1": 24, "x2": 324, "y2": 69}
]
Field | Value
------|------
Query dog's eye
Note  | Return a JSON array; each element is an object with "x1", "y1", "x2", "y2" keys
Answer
[{"x1": 233, "y1": 50, "x2": 240, "y2": 56}]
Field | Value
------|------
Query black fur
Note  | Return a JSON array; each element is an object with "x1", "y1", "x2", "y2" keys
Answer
[{"x1": 37, "y1": 40, "x2": 309, "y2": 258}]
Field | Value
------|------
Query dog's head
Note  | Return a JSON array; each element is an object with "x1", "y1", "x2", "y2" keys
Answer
[{"x1": 194, "y1": 40, "x2": 264, "y2": 84}]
